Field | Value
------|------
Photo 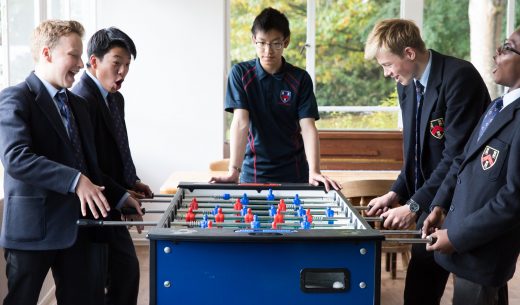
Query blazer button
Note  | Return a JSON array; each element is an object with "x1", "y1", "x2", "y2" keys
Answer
[
  {"x1": 457, "y1": 177, "x2": 461, "y2": 184},
  {"x1": 449, "y1": 205, "x2": 454, "y2": 212}
]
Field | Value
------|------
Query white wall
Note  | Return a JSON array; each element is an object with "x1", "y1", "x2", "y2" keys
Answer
[{"x1": 96, "y1": 0, "x2": 227, "y2": 191}]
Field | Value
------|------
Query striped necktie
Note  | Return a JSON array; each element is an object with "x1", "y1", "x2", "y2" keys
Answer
[
  {"x1": 55, "y1": 91, "x2": 88, "y2": 174},
  {"x1": 414, "y1": 80, "x2": 425, "y2": 191},
  {"x1": 107, "y1": 93, "x2": 138, "y2": 187},
  {"x1": 477, "y1": 97, "x2": 503, "y2": 142}
]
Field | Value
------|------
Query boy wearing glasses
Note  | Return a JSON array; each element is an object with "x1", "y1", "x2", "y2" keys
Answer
[
  {"x1": 364, "y1": 19, "x2": 489, "y2": 305},
  {"x1": 210, "y1": 7, "x2": 339, "y2": 191},
  {"x1": 422, "y1": 28, "x2": 520, "y2": 305}
]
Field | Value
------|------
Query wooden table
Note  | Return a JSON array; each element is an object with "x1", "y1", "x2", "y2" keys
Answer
[{"x1": 159, "y1": 170, "x2": 400, "y2": 194}]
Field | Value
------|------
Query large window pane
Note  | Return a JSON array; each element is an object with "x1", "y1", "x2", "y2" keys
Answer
[
  {"x1": 314, "y1": 0, "x2": 400, "y2": 130},
  {"x1": 7, "y1": 0, "x2": 34, "y2": 85}
]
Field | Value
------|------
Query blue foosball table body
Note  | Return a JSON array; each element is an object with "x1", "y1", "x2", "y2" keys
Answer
[{"x1": 147, "y1": 183, "x2": 383, "y2": 305}]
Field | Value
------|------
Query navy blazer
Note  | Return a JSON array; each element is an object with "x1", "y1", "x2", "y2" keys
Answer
[
  {"x1": 0, "y1": 72, "x2": 125, "y2": 250},
  {"x1": 432, "y1": 97, "x2": 520, "y2": 287},
  {"x1": 72, "y1": 72, "x2": 137, "y2": 189},
  {"x1": 392, "y1": 50, "x2": 490, "y2": 212}
]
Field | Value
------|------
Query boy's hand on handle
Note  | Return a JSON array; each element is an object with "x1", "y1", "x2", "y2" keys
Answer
[{"x1": 76, "y1": 174, "x2": 110, "y2": 219}]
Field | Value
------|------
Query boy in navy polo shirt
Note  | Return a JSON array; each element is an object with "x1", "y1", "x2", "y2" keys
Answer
[{"x1": 211, "y1": 7, "x2": 339, "y2": 191}]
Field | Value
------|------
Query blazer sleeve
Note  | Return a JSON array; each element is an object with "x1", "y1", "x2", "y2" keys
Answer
[
  {"x1": 411, "y1": 64, "x2": 489, "y2": 212},
  {"x1": 0, "y1": 86, "x2": 79, "y2": 194}
]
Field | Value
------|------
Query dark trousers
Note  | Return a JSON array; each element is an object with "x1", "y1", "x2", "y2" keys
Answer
[
  {"x1": 89, "y1": 226, "x2": 140, "y2": 305},
  {"x1": 453, "y1": 276, "x2": 508, "y2": 305},
  {"x1": 3, "y1": 233, "x2": 93, "y2": 305},
  {"x1": 404, "y1": 213, "x2": 450, "y2": 305}
]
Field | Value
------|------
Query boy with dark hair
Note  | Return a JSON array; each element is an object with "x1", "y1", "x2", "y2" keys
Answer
[
  {"x1": 210, "y1": 7, "x2": 340, "y2": 191},
  {"x1": 423, "y1": 28, "x2": 520, "y2": 305},
  {"x1": 0, "y1": 20, "x2": 141, "y2": 305},
  {"x1": 364, "y1": 19, "x2": 490, "y2": 305},
  {"x1": 73, "y1": 27, "x2": 150, "y2": 305}
]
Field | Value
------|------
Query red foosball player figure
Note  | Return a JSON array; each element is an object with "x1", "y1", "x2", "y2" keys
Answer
[
  {"x1": 215, "y1": 207, "x2": 225, "y2": 223},
  {"x1": 185, "y1": 207, "x2": 196, "y2": 222},
  {"x1": 278, "y1": 199, "x2": 287, "y2": 211},
  {"x1": 190, "y1": 198, "x2": 198, "y2": 210},
  {"x1": 243, "y1": 208, "x2": 254, "y2": 223}
]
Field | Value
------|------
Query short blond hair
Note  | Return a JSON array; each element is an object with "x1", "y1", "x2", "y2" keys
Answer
[
  {"x1": 364, "y1": 19, "x2": 426, "y2": 60},
  {"x1": 31, "y1": 20, "x2": 84, "y2": 62}
]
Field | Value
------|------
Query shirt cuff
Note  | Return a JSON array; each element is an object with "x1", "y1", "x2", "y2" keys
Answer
[
  {"x1": 116, "y1": 192, "x2": 131, "y2": 211},
  {"x1": 69, "y1": 172, "x2": 81, "y2": 193}
]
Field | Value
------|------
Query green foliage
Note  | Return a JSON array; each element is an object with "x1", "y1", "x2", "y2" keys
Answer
[
  {"x1": 316, "y1": 112, "x2": 399, "y2": 129},
  {"x1": 423, "y1": 0, "x2": 470, "y2": 60}
]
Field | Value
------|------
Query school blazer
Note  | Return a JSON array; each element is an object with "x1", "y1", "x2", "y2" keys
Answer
[
  {"x1": 72, "y1": 72, "x2": 137, "y2": 190},
  {"x1": 0, "y1": 72, "x2": 125, "y2": 250},
  {"x1": 392, "y1": 49, "x2": 490, "y2": 212},
  {"x1": 432, "y1": 97, "x2": 520, "y2": 287}
]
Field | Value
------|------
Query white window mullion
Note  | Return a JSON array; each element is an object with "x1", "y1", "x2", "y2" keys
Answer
[
  {"x1": 1, "y1": 0, "x2": 9, "y2": 88},
  {"x1": 506, "y1": 0, "x2": 515, "y2": 36},
  {"x1": 35, "y1": 0, "x2": 46, "y2": 23},
  {"x1": 306, "y1": 0, "x2": 316, "y2": 92},
  {"x1": 400, "y1": 0, "x2": 424, "y2": 31}
]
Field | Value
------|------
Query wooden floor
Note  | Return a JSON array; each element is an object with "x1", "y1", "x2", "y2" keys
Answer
[{"x1": 135, "y1": 245, "x2": 520, "y2": 305}]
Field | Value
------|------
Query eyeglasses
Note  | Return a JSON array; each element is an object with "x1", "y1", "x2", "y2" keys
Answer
[
  {"x1": 254, "y1": 40, "x2": 285, "y2": 51},
  {"x1": 497, "y1": 40, "x2": 520, "y2": 56}
]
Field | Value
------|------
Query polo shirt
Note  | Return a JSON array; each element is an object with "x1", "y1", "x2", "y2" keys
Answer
[{"x1": 225, "y1": 57, "x2": 319, "y2": 183}]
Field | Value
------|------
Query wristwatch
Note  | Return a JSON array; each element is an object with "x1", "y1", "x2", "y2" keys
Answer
[{"x1": 406, "y1": 199, "x2": 421, "y2": 215}]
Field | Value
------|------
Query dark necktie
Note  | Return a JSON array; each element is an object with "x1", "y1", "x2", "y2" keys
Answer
[
  {"x1": 414, "y1": 81, "x2": 425, "y2": 191},
  {"x1": 477, "y1": 97, "x2": 503, "y2": 142},
  {"x1": 107, "y1": 93, "x2": 137, "y2": 187},
  {"x1": 55, "y1": 91, "x2": 88, "y2": 174}
]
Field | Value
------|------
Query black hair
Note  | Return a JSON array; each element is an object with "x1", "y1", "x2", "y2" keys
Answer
[
  {"x1": 251, "y1": 7, "x2": 290, "y2": 39},
  {"x1": 86, "y1": 27, "x2": 136, "y2": 67}
]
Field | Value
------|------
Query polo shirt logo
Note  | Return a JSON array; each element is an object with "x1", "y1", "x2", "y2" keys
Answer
[
  {"x1": 280, "y1": 90, "x2": 292, "y2": 104},
  {"x1": 481, "y1": 145, "x2": 499, "y2": 170}
]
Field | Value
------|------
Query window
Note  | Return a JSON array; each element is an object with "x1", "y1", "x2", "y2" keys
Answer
[
  {"x1": 228, "y1": 0, "x2": 401, "y2": 132},
  {"x1": 0, "y1": 0, "x2": 95, "y2": 90},
  {"x1": 313, "y1": 0, "x2": 399, "y2": 129}
]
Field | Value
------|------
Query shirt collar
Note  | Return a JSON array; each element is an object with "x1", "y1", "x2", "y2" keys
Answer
[
  {"x1": 86, "y1": 69, "x2": 110, "y2": 101},
  {"x1": 255, "y1": 57, "x2": 287, "y2": 80},
  {"x1": 502, "y1": 87, "x2": 520, "y2": 109},
  {"x1": 34, "y1": 71, "x2": 63, "y2": 98},
  {"x1": 414, "y1": 50, "x2": 432, "y2": 92}
]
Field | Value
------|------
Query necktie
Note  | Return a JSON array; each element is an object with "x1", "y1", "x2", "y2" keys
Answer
[
  {"x1": 414, "y1": 81, "x2": 425, "y2": 191},
  {"x1": 477, "y1": 97, "x2": 503, "y2": 141},
  {"x1": 107, "y1": 93, "x2": 138, "y2": 187},
  {"x1": 55, "y1": 91, "x2": 88, "y2": 174}
]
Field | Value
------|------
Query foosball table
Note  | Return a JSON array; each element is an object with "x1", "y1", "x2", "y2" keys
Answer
[
  {"x1": 80, "y1": 182, "x2": 432, "y2": 305},
  {"x1": 148, "y1": 183, "x2": 384, "y2": 305}
]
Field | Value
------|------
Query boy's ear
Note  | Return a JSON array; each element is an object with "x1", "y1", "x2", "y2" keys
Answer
[
  {"x1": 41, "y1": 46, "x2": 52, "y2": 63},
  {"x1": 284, "y1": 37, "x2": 290, "y2": 48},
  {"x1": 89, "y1": 55, "x2": 98, "y2": 69}
]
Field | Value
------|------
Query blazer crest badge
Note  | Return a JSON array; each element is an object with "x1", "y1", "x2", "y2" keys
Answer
[
  {"x1": 430, "y1": 118, "x2": 445, "y2": 139},
  {"x1": 481, "y1": 145, "x2": 499, "y2": 170}
]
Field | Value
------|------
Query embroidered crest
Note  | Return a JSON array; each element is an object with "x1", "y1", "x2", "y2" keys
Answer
[
  {"x1": 430, "y1": 118, "x2": 445, "y2": 139},
  {"x1": 481, "y1": 145, "x2": 499, "y2": 170},
  {"x1": 280, "y1": 90, "x2": 292, "y2": 103}
]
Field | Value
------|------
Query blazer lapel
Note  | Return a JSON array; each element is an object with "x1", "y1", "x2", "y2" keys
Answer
[
  {"x1": 81, "y1": 73, "x2": 119, "y2": 142},
  {"x1": 420, "y1": 50, "x2": 442, "y2": 149},
  {"x1": 26, "y1": 73, "x2": 71, "y2": 145},
  {"x1": 461, "y1": 98, "x2": 520, "y2": 170}
]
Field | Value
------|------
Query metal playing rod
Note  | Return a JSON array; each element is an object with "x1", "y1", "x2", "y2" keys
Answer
[
  {"x1": 386, "y1": 236, "x2": 437, "y2": 244},
  {"x1": 77, "y1": 219, "x2": 158, "y2": 226}
]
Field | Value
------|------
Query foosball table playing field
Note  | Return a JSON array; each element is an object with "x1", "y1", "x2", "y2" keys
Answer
[{"x1": 79, "y1": 182, "x2": 433, "y2": 305}]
